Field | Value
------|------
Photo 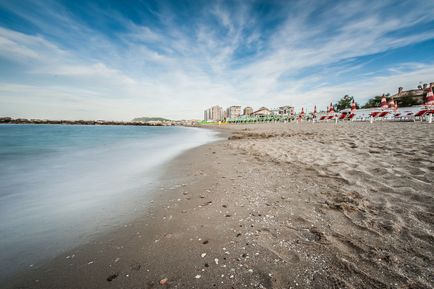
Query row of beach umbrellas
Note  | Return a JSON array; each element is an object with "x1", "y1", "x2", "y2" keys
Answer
[{"x1": 294, "y1": 83, "x2": 434, "y2": 118}]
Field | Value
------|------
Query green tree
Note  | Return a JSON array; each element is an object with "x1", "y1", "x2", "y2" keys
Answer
[
  {"x1": 362, "y1": 96, "x2": 382, "y2": 108},
  {"x1": 334, "y1": 95, "x2": 359, "y2": 111},
  {"x1": 361, "y1": 93, "x2": 390, "y2": 108},
  {"x1": 397, "y1": 92, "x2": 422, "y2": 107}
]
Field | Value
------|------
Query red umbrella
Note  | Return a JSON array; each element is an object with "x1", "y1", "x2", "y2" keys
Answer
[
  {"x1": 329, "y1": 102, "x2": 335, "y2": 114},
  {"x1": 351, "y1": 99, "x2": 357, "y2": 114},
  {"x1": 380, "y1": 94, "x2": 388, "y2": 109},
  {"x1": 394, "y1": 101, "x2": 398, "y2": 112},
  {"x1": 425, "y1": 84, "x2": 434, "y2": 106},
  {"x1": 300, "y1": 107, "x2": 305, "y2": 117},
  {"x1": 388, "y1": 97, "x2": 395, "y2": 108}
]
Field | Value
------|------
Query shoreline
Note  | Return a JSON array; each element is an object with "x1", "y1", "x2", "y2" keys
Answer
[
  {"x1": 2, "y1": 135, "x2": 234, "y2": 289},
  {"x1": 3, "y1": 122, "x2": 433, "y2": 289}
]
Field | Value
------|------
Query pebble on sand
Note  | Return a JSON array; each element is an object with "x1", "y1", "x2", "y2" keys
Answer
[
  {"x1": 201, "y1": 253, "x2": 207, "y2": 258},
  {"x1": 195, "y1": 275, "x2": 201, "y2": 279}
]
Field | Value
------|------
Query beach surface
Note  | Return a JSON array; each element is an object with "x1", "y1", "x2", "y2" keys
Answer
[{"x1": 3, "y1": 122, "x2": 433, "y2": 289}]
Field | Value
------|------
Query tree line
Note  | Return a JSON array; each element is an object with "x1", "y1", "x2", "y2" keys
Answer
[{"x1": 333, "y1": 92, "x2": 426, "y2": 111}]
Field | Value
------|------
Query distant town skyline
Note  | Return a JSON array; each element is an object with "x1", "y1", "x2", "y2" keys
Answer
[{"x1": 0, "y1": 0, "x2": 434, "y2": 120}]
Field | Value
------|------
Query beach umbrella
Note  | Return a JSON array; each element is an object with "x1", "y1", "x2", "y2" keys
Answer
[
  {"x1": 329, "y1": 102, "x2": 335, "y2": 114},
  {"x1": 394, "y1": 101, "x2": 398, "y2": 112},
  {"x1": 425, "y1": 84, "x2": 434, "y2": 106},
  {"x1": 300, "y1": 107, "x2": 305, "y2": 117},
  {"x1": 380, "y1": 94, "x2": 388, "y2": 110},
  {"x1": 388, "y1": 97, "x2": 395, "y2": 108},
  {"x1": 351, "y1": 99, "x2": 357, "y2": 114},
  {"x1": 312, "y1": 105, "x2": 317, "y2": 123}
]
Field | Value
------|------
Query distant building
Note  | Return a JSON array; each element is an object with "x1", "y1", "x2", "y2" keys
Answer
[
  {"x1": 390, "y1": 83, "x2": 433, "y2": 105},
  {"x1": 226, "y1": 106, "x2": 241, "y2": 119},
  {"x1": 203, "y1": 105, "x2": 224, "y2": 122},
  {"x1": 243, "y1": 106, "x2": 253, "y2": 116},
  {"x1": 253, "y1": 107, "x2": 271, "y2": 116},
  {"x1": 277, "y1": 105, "x2": 293, "y2": 116},
  {"x1": 204, "y1": 109, "x2": 210, "y2": 121}
]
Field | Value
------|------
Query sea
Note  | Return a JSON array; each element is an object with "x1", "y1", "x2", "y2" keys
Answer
[{"x1": 0, "y1": 124, "x2": 219, "y2": 281}]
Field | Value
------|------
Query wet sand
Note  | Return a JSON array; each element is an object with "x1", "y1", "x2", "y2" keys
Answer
[{"x1": 3, "y1": 122, "x2": 433, "y2": 289}]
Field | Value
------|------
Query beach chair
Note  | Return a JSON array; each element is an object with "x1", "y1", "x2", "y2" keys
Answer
[
  {"x1": 404, "y1": 111, "x2": 413, "y2": 120},
  {"x1": 338, "y1": 112, "x2": 348, "y2": 120},
  {"x1": 319, "y1": 116, "x2": 327, "y2": 121},
  {"x1": 370, "y1": 111, "x2": 380, "y2": 118},
  {"x1": 427, "y1": 109, "x2": 434, "y2": 123},
  {"x1": 347, "y1": 113, "x2": 355, "y2": 121},
  {"x1": 413, "y1": 109, "x2": 427, "y2": 122},
  {"x1": 377, "y1": 111, "x2": 389, "y2": 120}
]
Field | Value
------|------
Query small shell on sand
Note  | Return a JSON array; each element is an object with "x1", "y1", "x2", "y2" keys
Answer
[{"x1": 159, "y1": 278, "x2": 168, "y2": 285}]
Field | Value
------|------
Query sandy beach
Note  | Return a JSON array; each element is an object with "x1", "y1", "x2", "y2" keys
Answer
[{"x1": 3, "y1": 122, "x2": 433, "y2": 289}]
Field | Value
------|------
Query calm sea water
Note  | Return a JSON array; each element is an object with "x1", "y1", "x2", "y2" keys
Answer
[{"x1": 0, "y1": 124, "x2": 219, "y2": 280}]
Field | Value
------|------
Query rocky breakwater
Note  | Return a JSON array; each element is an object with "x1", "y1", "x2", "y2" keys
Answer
[{"x1": 0, "y1": 117, "x2": 185, "y2": 126}]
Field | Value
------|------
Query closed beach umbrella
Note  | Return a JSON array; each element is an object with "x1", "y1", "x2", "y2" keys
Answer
[
  {"x1": 388, "y1": 97, "x2": 395, "y2": 108},
  {"x1": 300, "y1": 107, "x2": 305, "y2": 117},
  {"x1": 312, "y1": 105, "x2": 317, "y2": 123},
  {"x1": 380, "y1": 94, "x2": 388, "y2": 110},
  {"x1": 329, "y1": 102, "x2": 335, "y2": 114},
  {"x1": 394, "y1": 101, "x2": 398, "y2": 112},
  {"x1": 351, "y1": 99, "x2": 357, "y2": 114},
  {"x1": 425, "y1": 84, "x2": 434, "y2": 106}
]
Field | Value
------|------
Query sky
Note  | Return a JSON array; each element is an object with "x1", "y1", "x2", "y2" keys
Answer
[{"x1": 0, "y1": 0, "x2": 433, "y2": 120}]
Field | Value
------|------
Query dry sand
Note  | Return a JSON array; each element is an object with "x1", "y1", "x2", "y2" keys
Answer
[{"x1": 3, "y1": 122, "x2": 433, "y2": 289}]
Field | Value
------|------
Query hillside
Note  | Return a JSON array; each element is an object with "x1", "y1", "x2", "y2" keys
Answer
[{"x1": 132, "y1": 117, "x2": 171, "y2": 122}]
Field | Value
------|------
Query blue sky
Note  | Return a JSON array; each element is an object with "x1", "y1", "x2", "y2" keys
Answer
[{"x1": 0, "y1": 0, "x2": 433, "y2": 120}]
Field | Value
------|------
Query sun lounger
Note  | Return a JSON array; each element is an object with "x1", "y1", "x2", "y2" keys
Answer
[
  {"x1": 377, "y1": 111, "x2": 389, "y2": 118},
  {"x1": 413, "y1": 109, "x2": 428, "y2": 122},
  {"x1": 347, "y1": 113, "x2": 355, "y2": 120},
  {"x1": 414, "y1": 109, "x2": 427, "y2": 117},
  {"x1": 370, "y1": 111, "x2": 380, "y2": 118},
  {"x1": 338, "y1": 112, "x2": 348, "y2": 120}
]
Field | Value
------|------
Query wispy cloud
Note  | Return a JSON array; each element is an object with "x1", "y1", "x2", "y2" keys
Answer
[{"x1": 0, "y1": 0, "x2": 433, "y2": 119}]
